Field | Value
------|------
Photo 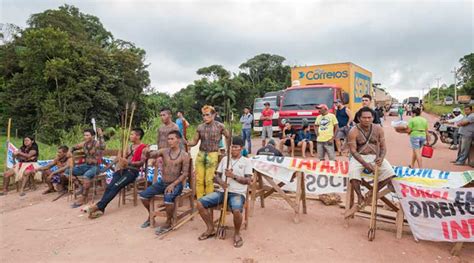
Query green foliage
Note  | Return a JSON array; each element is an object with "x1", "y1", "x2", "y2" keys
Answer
[
  {"x1": 423, "y1": 102, "x2": 457, "y2": 116},
  {"x1": 458, "y1": 53, "x2": 474, "y2": 96},
  {"x1": 0, "y1": 5, "x2": 150, "y2": 144}
]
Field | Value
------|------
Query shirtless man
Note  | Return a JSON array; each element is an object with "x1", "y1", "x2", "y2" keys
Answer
[
  {"x1": 347, "y1": 107, "x2": 395, "y2": 207},
  {"x1": 187, "y1": 105, "x2": 230, "y2": 198},
  {"x1": 70, "y1": 128, "x2": 106, "y2": 208},
  {"x1": 85, "y1": 128, "x2": 148, "y2": 219},
  {"x1": 35, "y1": 145, "x2": 71, "y2": 195},
  {"x1": 157, "y1": 108, "x2": 179, "y2": 149},
  {"x1": 140, "y1": 130, "x2": 190, "y2": 234}
]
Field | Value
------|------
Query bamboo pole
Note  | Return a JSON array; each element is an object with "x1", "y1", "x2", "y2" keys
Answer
[{"x1": 5, "y1": 118, "x2": 12, "y2": 172}]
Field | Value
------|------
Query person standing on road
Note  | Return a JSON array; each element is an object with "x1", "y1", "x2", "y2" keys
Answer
[
  {"x1": 335, "y1": 99, "x2": 353, "y2": 156},
  {"x1": 314, "y1": 104, "x2": 338, "y2": 161},
  {"x1": 157, "y1": 108, "x2": 180, "y2": 149},
  {"x1": 354, "y1": 94, "x2": 382, "y2": 126},
  {"x1": 187, "y1": 105, "x2": 230, "y2": 198},
  {"x1": 176, "y1": 111, "x2": 189, "y2": 149},
  {"x1": 407, "y1": 108, "x2": 429, "y2": 168},
  {"x1": 398, "y1": 105, "x2": 405, "y2": 121},
  {"x1": 453, "y1": 105, "x2": 474, "y2": 166},
  {"x1": 261, "y1": 102, "x2": 274, "y2": 147},
  {"x1": 240, "y1": 107, "x2": 253, "y2": 154}
]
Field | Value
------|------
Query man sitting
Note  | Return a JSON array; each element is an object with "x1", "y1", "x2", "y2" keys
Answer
[
  {"x1": 35, "y1": 145, "x2": 72, "y2": 195},
  {"x1": 346, "y1": 107, "x2": 395, "y2": 210},
  {"x1": 139, "y1": 130, "x2": 190, "y2": 235},
  {"x1": 70, "y1": 128, "x2": 106, "y2": 208},
  {"x1": 279, "y1": 122, "x2": 296, "y2": 157},
  {"x1": 85, "y1": 128, "x2": 147, "y2": 218},
  {"x1": 256, "y1": 139, "x2": 283, "y2": 156},
  {"x1": 196, "y1": 136, "x2": 252, "y2": 248}
]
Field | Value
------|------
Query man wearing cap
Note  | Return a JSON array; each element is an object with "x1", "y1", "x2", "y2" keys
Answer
[
  {"x1": 314, "y1": 104, "x2": 339, "y2": 161},
  {"x1": 335, "y1": 99, "x2": 353, "y2": 156},
  {"x1": 256, "y1": 139, "x2": 283, "y2": 156},
  {"x1": 261, "y1": 102, "x2": 274, "y2": 147}
]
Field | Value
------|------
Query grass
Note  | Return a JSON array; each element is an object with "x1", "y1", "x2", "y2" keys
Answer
[
  {"x1": 423, "y1": 102, "x2": 458, "y2": 116},
  {"x1": 1, "y1": 117, "x2": 243, "y2": 176}
]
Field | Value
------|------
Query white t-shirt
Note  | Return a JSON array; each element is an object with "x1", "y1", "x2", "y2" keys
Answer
[{"x1": 217, "y1": 156, "x2": 253, "y2": 195}]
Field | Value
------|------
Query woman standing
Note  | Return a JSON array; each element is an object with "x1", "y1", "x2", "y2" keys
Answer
[
  {"x1": 1, "y1": 136, "x2": 41, "y2": 196},
  {"x1": 407, "y1": 108, "x2": 429, "y2": 168}
]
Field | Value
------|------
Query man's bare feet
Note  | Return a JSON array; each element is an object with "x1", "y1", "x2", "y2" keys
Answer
[{"x1": 42, "y1": 189, "x2": 55, "y2": 195}]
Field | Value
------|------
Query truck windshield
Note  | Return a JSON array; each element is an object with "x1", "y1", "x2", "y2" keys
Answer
[
  {"x1": 253, "y1": 97, "x2": 278, "y2": 113},
  {"x1": 281, "y1": 88, "x2": 333, "y2": 110}
]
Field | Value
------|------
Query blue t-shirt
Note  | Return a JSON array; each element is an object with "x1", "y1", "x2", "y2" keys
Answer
[
  {"x1": 176, "y1": 118, "x2": 184, "y2": 136},
  {"x1": 297, "y1": 130, "x2": 311, "y2": 143}
]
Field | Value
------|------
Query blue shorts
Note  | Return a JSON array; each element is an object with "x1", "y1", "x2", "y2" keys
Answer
[
  {"x1": 410, "y1": 136, "x2": 426, "y2": 149},
  {"x1": 199, "y1": 191, "x2": 245, "y2": 212},
  {"x1": 72, "y1": 164, "x2": 99, "y2": 180},
  {"x1": 139, "y1": 181, "x2": 183, "y2": 204}
]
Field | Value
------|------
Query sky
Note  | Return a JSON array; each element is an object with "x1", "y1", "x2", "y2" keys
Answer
[{"x1": 1, "y1": 0, "x2": 472, "y2": 101}]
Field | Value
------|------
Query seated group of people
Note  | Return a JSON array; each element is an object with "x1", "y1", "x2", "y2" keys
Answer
[
  {"x1": 2, "y1": 107, "x2": 253, "y2": 248},
  {"x1": 2, "y1": 104, "x2": 398, "y2": 248}
]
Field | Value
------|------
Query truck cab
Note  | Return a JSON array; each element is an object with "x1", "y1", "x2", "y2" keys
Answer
[{"x1": 278, "y1": 84, "x2": 349, "y2": 131}]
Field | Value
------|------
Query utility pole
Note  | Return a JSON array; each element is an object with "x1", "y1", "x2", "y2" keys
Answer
[
  {"x1": 451, "y1": 67, "x2": 457, "y2": 104},
  {"x1": 435, "y1": 77, "x2": 442, "y2": 102}
]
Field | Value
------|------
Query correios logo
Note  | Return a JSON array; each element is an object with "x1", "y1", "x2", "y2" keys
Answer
[{"x1": 299, "y1": 69, "x2": 349, "y2": 80}]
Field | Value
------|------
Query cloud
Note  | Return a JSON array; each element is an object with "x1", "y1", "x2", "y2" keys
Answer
[{"x1": 1, "y1": 0, "x2": 472, "y2": 101}]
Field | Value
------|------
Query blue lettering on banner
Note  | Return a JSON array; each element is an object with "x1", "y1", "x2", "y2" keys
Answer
[
  {"x1": 299, "y1": 69, "x2": 349, "y2": 81},
  {"x1": 354, "y1": 72, "x2": 371, "y2": 103},
  {"x1": 394, "y1": 167, "x2": 450, "y2": 180}
]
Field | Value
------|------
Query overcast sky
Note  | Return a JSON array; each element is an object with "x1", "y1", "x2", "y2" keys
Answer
[{"x1": 1, "y1": 0, "x2": 472, "y2": 100}]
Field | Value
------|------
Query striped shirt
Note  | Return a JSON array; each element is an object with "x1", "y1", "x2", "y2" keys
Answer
[
  {"x1": 197, "y1": 121, "x2": 225, "y2": 152},
  {"x1": 157, "y1": 122, "x2": 180, "y2": 149}
]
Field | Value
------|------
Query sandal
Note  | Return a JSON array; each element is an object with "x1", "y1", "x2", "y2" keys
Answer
[
  {"x1": 198, "y1": 231, "x2": 216, "y2": 241},
  {"x1": 141, "y1": 220, "x2": 151, "y2": 229},
  {"x1": 155, "y1": 226, "x2": 171, "y2": 236},
  {"x1": 233, "y1": 236, "x2": 244, "y2": 248},
  {"x1": 42, "y1": 189, "x2": 55, "y2": 195},
  {"x1": 71, "y1": 203, "x2": 82, "y2": 209},
  {"x1": 89, "y1": 210, "x2": 103, "y2": 219}
]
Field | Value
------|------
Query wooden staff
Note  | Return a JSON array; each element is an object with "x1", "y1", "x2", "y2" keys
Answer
[
  {"x1": 5, "y1": 118, "x2": 11, "y2": 173},
  {"x1": 368, "y1": 166, "x2": 379, "y2": 241},
  {"x1": 217, "y1": 100, "x2": 232, "y2": 239}
]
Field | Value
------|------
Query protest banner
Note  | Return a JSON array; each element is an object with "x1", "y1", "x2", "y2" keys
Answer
[
  {"x1": 6, "y1": 142, "x2": 17, "y2": 169},
  {"x1": 393, "y1": 180, "x2": 474, "y2": 242},
  {"x1": 251, "y1": 155, "x2": 474, "y2": 190}
]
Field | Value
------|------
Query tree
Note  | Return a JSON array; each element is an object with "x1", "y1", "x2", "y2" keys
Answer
[
  {"x1": 458, "y1": 53, "x2": 474, "y2": 96},
  {"x1": 0, "y1": 5, "x2": 150, "y2": 143}
]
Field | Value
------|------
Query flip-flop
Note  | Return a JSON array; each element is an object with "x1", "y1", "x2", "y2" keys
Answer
[
  {"x1": 141, "y1": 220, "x2": 150, "y2": 228},
  {"x1": 89, "y1": 210, "x2": 103, "y2": 219},
  {"x1": 155, "y1": 226, "x2": 172, "y2": 236},
  {"x1": 19, "y1": 192, "x2": 26, "y2": 197},
  {"x1": 233, "y1": 236, "x2": 244, "y2": 248},
  {"x1": 198, "y1": 232, "x2": 216, "y2": 241},
  {"x1": 71, "y1": 203, "x2": 82, "y2": 209}
]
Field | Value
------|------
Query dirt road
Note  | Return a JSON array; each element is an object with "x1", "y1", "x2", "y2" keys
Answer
[{"x1": 1, "y1": 113, "x2": 472, "y2": 262}]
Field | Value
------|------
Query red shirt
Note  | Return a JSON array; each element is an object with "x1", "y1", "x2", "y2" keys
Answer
[{"x1": 262, "y1": 109, "x2": 274, "y2": 126}]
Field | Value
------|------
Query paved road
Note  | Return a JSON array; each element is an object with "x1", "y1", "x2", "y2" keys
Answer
[{"x1": 249, "y1": 113, "x2": 470, "y2": 172}]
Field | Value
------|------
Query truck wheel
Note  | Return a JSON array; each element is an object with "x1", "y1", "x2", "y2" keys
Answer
[{"x1": 428, "y1": 131, "x2": 438, "y2": 147}]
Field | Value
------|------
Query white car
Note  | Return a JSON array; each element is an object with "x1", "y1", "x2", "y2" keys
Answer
[{"x1": 388, "y1": 104, "x2": 401, "y2": 116}]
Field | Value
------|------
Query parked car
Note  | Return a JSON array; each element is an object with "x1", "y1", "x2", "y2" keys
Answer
[
  {"x1": 444, "y1": 96, "x2": 454, "y2": 105},
  {"x1": 388, "y1": 103, "x2": 401, "y2": 116}
]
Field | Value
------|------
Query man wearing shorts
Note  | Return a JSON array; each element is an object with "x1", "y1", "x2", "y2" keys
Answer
[
  {"x1": 139, "y1": 130, "x2": 190, "y2": 234},
  {"x1": 347, "y1": 107, "x2": 395, "y2": 208},
  {"x1": 314, "y1": 104, "x2": 338, "y2": 161},
  {"x1": 335, "y1": 99, "x2": 353, "y2": 156},
  {"x1": 196, "y1": 136, "x2": 252, "y2": 248},
  {"x1": 261, "y1": 102, "x2": 274, "y2": 147}
]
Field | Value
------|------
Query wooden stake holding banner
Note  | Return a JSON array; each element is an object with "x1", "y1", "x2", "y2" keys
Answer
[
  {"x1": 368, "y1": 166, "x2": 379, "y2": 241},
  {"x1": 254, "y1": 171, "x2": 307, "y2": 223}
]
